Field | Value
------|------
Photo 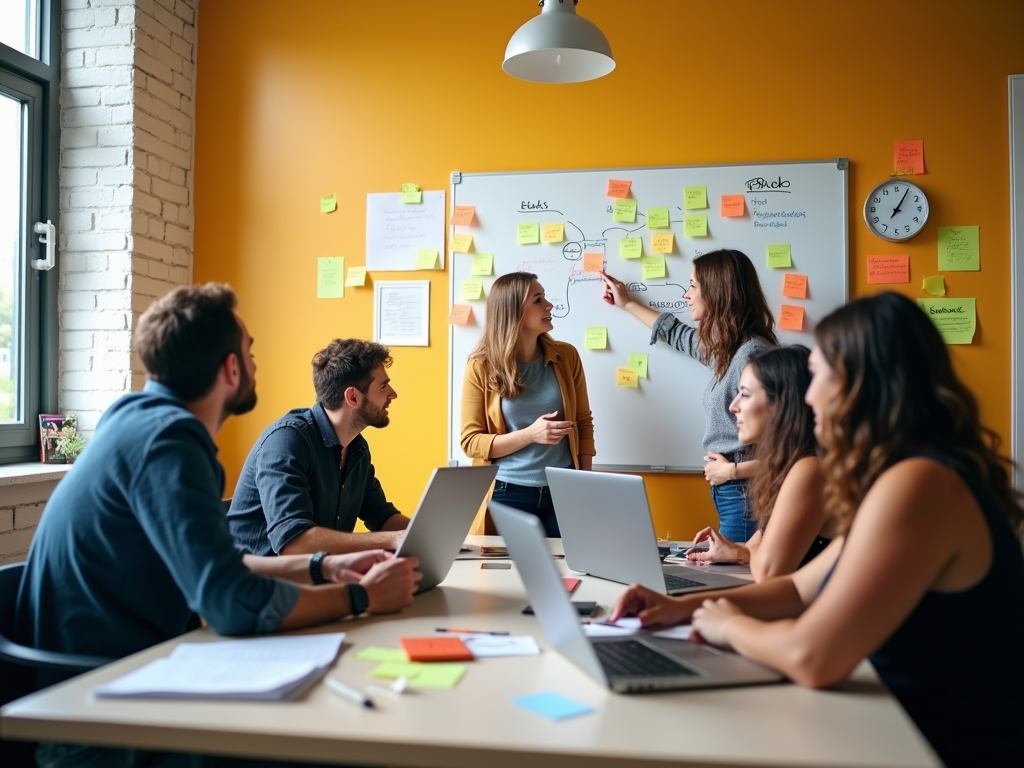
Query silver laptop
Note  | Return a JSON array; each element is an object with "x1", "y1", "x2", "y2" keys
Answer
[
  {"x1": 491, "y1": 501, "x2": 781, "y2": 693},
  {"x1": 546, "y1": 468, "x2": 751, "y2": 595},
  {"x1": 394, "y1": 465, "x2": 498, "y2": 592}
]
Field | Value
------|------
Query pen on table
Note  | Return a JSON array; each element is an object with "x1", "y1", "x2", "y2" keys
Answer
[
  {"x1": 435, "y1": 627, "x2": 510, "y2": 636},
  {"x1": 325, "y1": 677, "x2": 375, "y2": 709}
]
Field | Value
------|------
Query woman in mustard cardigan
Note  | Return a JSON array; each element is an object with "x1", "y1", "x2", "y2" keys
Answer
[{"x1": 461, "y1": 272, "x2": 595, "y2": 537}]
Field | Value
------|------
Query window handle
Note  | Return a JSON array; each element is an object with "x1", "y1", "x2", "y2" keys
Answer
[{"x1": 32, "y1": 220, "x2": 56, "y2": 271}]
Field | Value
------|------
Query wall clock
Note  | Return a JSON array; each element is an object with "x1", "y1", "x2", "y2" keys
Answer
[{"x1": 863, "y1": 179, "x2": 929, "y2": 241}]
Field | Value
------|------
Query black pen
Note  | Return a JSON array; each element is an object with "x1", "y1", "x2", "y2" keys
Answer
[{"x1": 435, "y1": 627, "x2": 510, "y2": 636}]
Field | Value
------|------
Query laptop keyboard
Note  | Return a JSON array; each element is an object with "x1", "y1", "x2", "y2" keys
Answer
[
  {"x1": 594, "y1": 639, "x2": 698, "y2": 678},
  {"x1": 664, "y1": 573, "x2": 706, "y2": 591}
]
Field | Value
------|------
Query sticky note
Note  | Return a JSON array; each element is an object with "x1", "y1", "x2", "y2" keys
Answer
[
  {"x1": 641, "y1": 255, "x2": 666, "y2": 279},
  {"x1": 684, "y1": 214, "x2": 707, "y2": 237},
  {"x1": 450, "y1": 205, "x2": 475, "y2": 226},
  {"x1": 616, "y1": 367, "x2": 639, "y2": 388},
  {"x1": 400, "y1": 183, "x2": 419, "y2": 193},
  {"x1": 720, "y1": 194, "x2": 745, "y2": 217},
  {"x1": 320, "y1": 194, "x2": 337, "y2": 214},
  {"x1": 401, "y1": 190, "x2": 422, "y2": 204},
  {"x1": 345, "y1": 266, "x2": 367, "y2": 287},
  {"x1": 317, "y1": 257, "x2": 344, "y2": 299},
  {"x1": 517, "y1": 222, "x2": 540, "y2": 245},
  {"x1": 471, "y1": 253, "x2": 493, "y2": 276},
  {"x1": 353, "y1": 647, "x2": 407, "y2": 663},
  {"x1": 782, "y1": 273, "x2": 808, "y2": 299},
  {"x1": 450, "y1": 234, "x2": 473, "y2": 253},
  {"x1": 415, "y1": 249, "x2": 439, "y2": 270},
  {"x1": 922, "y1": 275, "x2": 946, "y2": 296},
  {"x1": 917, "y1": 298, "x2": 976, "y2": 344},
  {"x1": 613, "y1": 198, "x2": 638, "y2": 223},
  {"x1": 607, "y1": 179, "x2": 631, "y2": 198},
  {"x1": 542, "y1": 223, "x2": 565, "y2": 243},
  {"x1": 766, "y1": 244, "x2": 792, "y2": 268},
  {"x1": 646, "y1": 207, "x2": 670, "y2": 229},
  {"x1": 461, "y1": 279, "x2": 483, "y2": 301},
  {"x1": 372, "y1": 662, "x2": 466, "y2": 690},
  {"x1": 778, "y1": 304, "x2": 804, "y2": 331},
  {"x1": 684, "y1": 185, "x2": 708, "y2": 210},
  {"x1": 582, "y1": 252, "x2": 604, "y2": 273},
  {"x1": 619, "y1": 237, "x2": 643, "y2": 259},
  {"x1": 584, "y1": 327, "x2": 607, "y2": 350},
  {"x1": 651, "y1": 232, "x2": 674, "y2": 254},
  {"x1": 628, "y1": 353, "x2": 649, "y2": 378},
  {"x1": 894, "y1": 140, "x2": 925, "y2": 175},
  {"x1": 937, "y1": 226, "x2": 980, "y2": 271},
  {"x1": 447, "y1": 304, "x2": 473, "y2": 325},
  {"x1": 866, "y1": 255, "x2": 910, "y2": 284},
  {"x1": 511, "y1": 692, "x2": 595, "y2": 722}
]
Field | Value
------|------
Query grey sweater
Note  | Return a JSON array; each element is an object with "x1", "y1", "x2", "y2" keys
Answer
[{"x1": 650, "y1": 313, "x2": 773, "y2": 458}]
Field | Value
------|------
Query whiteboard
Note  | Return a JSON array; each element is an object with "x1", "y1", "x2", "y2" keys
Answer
[{"x1": 447, "y1": 160, "x2": 848, "y2": 471}]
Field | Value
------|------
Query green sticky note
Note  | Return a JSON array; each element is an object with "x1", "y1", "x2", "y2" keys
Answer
[
  {"x1": 937, "y1": 226, "x2": 980, "y2": 271},
  {"x1": 683, "y1": 185, "x2": 708, "y2": 210},
  {"x1": 684, "y1": 214, "x2": 707, "y2": 237},
  {"x1": 584, "y1": 327, "x2": 608, "y2": 350},
  {"x1": 415, "y1": 249, "x2": 438, "y2": 269},
  {"x1": 372, "y1": 662, "x2": 466, "y2": 689},
  {"x1": 628, "y1": 353, "x2": 649, "y2": 378},
  {"x1": 922, "y1": 275, "x2": 945, "y2": 296},
  {"x1": 401, "y1": 190, "x2": 422, "y2": 204},
  {"x1": 353, "y1": 647, "x2": 407, "y2": 662},
  {"x1": 917, "y1": 298, "x2": 976, "y2": 344},
  {"x1": 517, "y1": 222, "x2": 540, "y2": 245},
  {"x1": 471, "y1": 253, "x2": 493, "y2": 276},
  {"x1": 317, "y1": 256, "x2": 344, "y2": 299},
  {"x1": 320, "y1": 194, "x2": 337, "y2": 214},
  {"x1": 461, "y1": 278, "x2": 484, "y2": 301},
  {"x1": 619, "y1": 236, "x2": 643, "y2": 259},
  {"x1": 646, "y1": 207, "x2": 670, "y2": 229},
  {"x1": 345, "y1": 267, "x2": 367, "y2": 287},
  {"x1": 400, "y1": 183, "x2": 419, "y2": 193},
  {"x1": 641, "y1": 255, "x2": 666, "y2": 279},
  {"x1": 766, "y1": 243, "x2": 792, "y2": 268},
  {"x1": 612, "y1": 198, "x2": 638, "y2": 223}
]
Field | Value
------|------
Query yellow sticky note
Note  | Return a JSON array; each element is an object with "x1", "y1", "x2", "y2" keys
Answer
[
  {"x1": 317, "y1": 257, "x2": 344, "y2": 299},
  {"x1": 447, "y1": 305, "x2": 473, "y2": 325},
  {"x1": 372, "y1": 662, "x2": 466, "y2": 690},
  {"x1": 584, "y1": 327, "x2": 608, "y2": 350},
  {"x1": 651, "y1": 232, "x2": 674, "y2": 254},
  {"x1": 684, "y1": 214, "x2": 707, "y2": 237},
  {"x1": 461, "y1": 279, "x2": 483, "y2": 301},
  {"x1": 922, "y1": 275, "x2": 945, "y2": 296},
  {"x1": 641, "y1": 255, "x2": 666, "y2": 279},
  {"x1": 353, "y1": 647, "x2": 407, "y2": 662},
  {"x1": 401, "y1": 190, "x2": 422, "y2": 204},
  {"x1": 345, "y1": 266, "x2": 367, "y2": 287},
  {"x1": 471, "y1": 253, "x2": 493, "y2": 276},
  {"x1": 628, "y1": 353, "x2": 649, "y2": 378},
  {"x1": 450, "y1": 234, "x2": 473, "y2": 253},
  {"x1": 616, "y1": 367, "x2": 639, "y2": 388},
  {"x1": 415, "y1": 249, "x2": 438, "y2": 270},
  {"x1": 400, "y1": 183, "x2": 419, "y2": 193},
  {"x1": 542, "y1": 223, "x2": 564, "y2": 243},
  {"x1": 937, "y1": 226, "x2": 980, "y2": 271},
  {"x1": 767, "y1": 243, "x2": 792, "y2": 268},
  {"x1": 684, "y1": 185, "x2": 708, "y2": 210},
  {"x1": 619, "y1": 237, "x2": 643, "y2": 259},
  {"x1": 646, "y1": 207, "x2": 670, "y2": 229},
  {"x1": 613, "y1": 198, "x2": 638, "y2": 223},
  {"x1": 917, "y1": 298, "x2": 976, "y2": 344},
  {"x1": 517, "y1": 222, "x2": 540, "y2": 245},
  {"x1": 450, "y1": 205, "x2": 475, "y2": 226},
  {"x1": 320, "y1": 194, "x2": 337, "y2": 214}
]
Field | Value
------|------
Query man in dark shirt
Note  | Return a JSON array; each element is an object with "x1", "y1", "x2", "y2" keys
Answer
[{"x1": 228, "y1": 339, "x2": 410, "y2": 556}]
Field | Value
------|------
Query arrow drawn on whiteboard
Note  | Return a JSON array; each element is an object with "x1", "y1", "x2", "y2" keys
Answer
[
  {"x1": 566, "y1": 220, "x2": 585, "y2": 241},
  {"x1": 601, "y1": 223, "x2": 647, "y2": 237},
  {"x1": 517, "y1": 209, "x2": 564, "y2": 216}
]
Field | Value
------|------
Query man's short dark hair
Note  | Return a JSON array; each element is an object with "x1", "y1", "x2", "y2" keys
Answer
[
  {"x1": 134, "y1": 283, "x2": 242, "y2": 401},
  {"x1": 312, "y1": 339, "x2": 392, "y2": 410}
]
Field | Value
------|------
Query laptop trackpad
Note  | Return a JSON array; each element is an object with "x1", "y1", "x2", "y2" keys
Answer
[{"x1": 644, "y1": 636, "x2": 723, "y2": 660}]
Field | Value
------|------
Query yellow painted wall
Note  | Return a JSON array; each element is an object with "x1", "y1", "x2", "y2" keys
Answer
[{"x1": 194, "y1": 0, "x2": 1024, "y2": 538}]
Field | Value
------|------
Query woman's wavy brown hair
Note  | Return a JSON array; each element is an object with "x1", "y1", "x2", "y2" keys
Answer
[
  {"x1": 469, "y1": 272, "x2": 544, "y2": 399},
  {"x1": 814, "y1": 292, "x2": 1023, "y2": 536},
  {"x1": 693, "y1": 249, "x2": 778, "y2": 379},
  {"x1": 745, "y1": 346, "x2": 818, "y2": 529}
]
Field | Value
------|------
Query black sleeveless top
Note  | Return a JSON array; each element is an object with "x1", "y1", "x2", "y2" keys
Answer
[{"x1": 823, "y1": 455, "x2": 1024, "y2": 768}]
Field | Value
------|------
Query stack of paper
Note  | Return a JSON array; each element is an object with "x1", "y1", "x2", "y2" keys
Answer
[{"x1": 94, "y1": 633, "x2": 346, "y2": 701}]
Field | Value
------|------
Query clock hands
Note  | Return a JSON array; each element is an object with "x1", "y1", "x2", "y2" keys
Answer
[{"x1": 890, "y1": 188, "x2": 910, "y2": 219}]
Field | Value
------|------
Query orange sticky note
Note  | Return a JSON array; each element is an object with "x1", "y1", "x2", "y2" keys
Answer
[
  {"x1": 607, "y1": 179, "x2": 632, "y2": 198},
  {"x1": 778, "y1": 305, "x2": 805, "y2": 331},
  {"x1": 450, "y1": 205, "x2": 476, "y2": 226},
  {"x1": 866, "y1": 255, "x2": 910, "y2": 284},
  {"x1": 782, "y1": 274, "x2": 808, "y2": 299},
  {"x1": 583, "y1": 252, "x2": 604, "y2": 273},
  {"x1": 894, "y1": 140, "x2": 925, "y2": 175},
  {"x1": 447, "y1": 305, "x2": 472, "y2": 325},
  {"x1": 651, "y1": 232, "x2": 674, "y2": 254},
  {"x1": 720, "y1": 195, "x2": 745, "y2": 217},
  {"x1": 400, "y1": 637, "x2": 474, "y2": 662},
  {"x1": 616, "y1": 367, "x2": 639, "y2": 388}
]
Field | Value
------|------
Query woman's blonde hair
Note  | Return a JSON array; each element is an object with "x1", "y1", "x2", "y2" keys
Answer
[{"x1": 470, "y1": 272, "x2": 543, "y2": 399}]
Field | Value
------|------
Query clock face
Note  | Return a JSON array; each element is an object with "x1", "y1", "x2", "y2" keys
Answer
[{"x1": 863, "y1": 180, "x2": 929, "y2": 242}]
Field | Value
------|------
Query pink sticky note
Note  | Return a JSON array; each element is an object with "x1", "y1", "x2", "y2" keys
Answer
[
  {"x1": 607, "y1": 179, "x2": 632, "y2": 198},
  {"x1": 782, "y1": 274, "x2": 808, "y2": 299},
  {"x1": 447, "y1": 305, "x2": 472, "y2": 325},
  {"x1": 450, "y1": 205, "x2": 476, "y2": 226},
  {"x1": 893, "y1": 140, "x2": 925, "y2": 175},
  {"x1": 582, "y1": 252, "x2": 604, "y2": 273},
  {"x1": 866, "y1": 255, "x2": 910, "y2": 284},
  {"x1": 720, "y1": 195, "x2": 745, "y2": 217},
  {"x1": 778, "y1": 305, "x2": 805, "y2": 331}
]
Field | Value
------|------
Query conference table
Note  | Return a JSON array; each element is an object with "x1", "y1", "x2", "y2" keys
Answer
[{"x1": 1, "y1": 536, "x2": 939, "y2": 768}]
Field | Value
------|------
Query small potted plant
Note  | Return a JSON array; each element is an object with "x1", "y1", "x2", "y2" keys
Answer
[{"x1": 55, "y1": 412, "x2": 86, "y2": 464}]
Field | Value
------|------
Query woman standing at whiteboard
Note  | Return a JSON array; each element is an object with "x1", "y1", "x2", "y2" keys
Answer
[
  {"x1": 601, "y1": 249, "x2": 777, "y2": 542},
  {"x1": 461, "y1": 272, "x2": 595, "y2": 537}
]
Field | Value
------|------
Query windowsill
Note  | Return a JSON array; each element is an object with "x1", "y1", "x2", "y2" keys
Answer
[{"x1": 0, "y1": 462, "x2": 74, "y2": 487}]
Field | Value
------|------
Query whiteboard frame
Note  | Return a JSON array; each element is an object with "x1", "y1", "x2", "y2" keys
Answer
[{"x1": 1010, "y1": 75, "x2": 1024, "y2": 490}]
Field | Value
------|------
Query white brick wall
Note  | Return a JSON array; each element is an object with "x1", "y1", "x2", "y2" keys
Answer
[{"x1": 0, "y1": 473, "x2": 67, "y2": 564}]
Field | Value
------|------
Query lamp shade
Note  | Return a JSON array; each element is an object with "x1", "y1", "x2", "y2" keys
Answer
[{"x1": 503, "y1": 0, "x2": 614, "y2": 84}]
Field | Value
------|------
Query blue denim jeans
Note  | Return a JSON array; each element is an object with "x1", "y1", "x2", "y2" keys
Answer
[
  {"x1": 710, "y1": 480, "x2": 758, "y2": 543},
  {"x1": 492, "y1": 480, "x2": 560, "y2": 538}
]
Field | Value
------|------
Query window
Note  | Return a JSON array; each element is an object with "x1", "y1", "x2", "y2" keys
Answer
[{"x1": 0, "y1": 0, "x2": 58, "y2": 463}]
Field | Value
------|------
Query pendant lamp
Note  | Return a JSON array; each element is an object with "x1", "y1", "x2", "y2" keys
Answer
[{"x1": 503, "y1": 0, "x2": 615, "y2": 84}]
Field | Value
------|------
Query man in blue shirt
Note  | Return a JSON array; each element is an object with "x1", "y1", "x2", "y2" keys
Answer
[{"x1": 228, "y1": 339, "x2": 410, "y2": 556}]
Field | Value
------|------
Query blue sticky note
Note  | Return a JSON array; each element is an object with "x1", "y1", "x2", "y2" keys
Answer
[{"x1": 511, "y1": 691, "x2": 595, "y2": 722}]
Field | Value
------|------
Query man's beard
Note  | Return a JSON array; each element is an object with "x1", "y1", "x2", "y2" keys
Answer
[
  {"x1": 224, "y1": 364, "x2": 257, "y2": 417},
  {"x1": 355, "y1": 399, "x2": 389, "y2": 430}
]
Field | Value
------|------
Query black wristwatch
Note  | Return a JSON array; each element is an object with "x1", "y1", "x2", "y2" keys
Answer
[
  {"x1": 309, "y1": 550, "x2": 329, "y2": 585},
  {"x1": 347, "y1": 582, "x2": 370, "y2": 616}
]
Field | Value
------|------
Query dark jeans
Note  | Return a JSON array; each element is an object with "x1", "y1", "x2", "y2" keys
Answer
[
  {"x1": 492, "y1": 480, "x2": 560, "y2": 537},
  {"x1": 709, "y1": 479, "x2": 758, "y2": 543}
]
